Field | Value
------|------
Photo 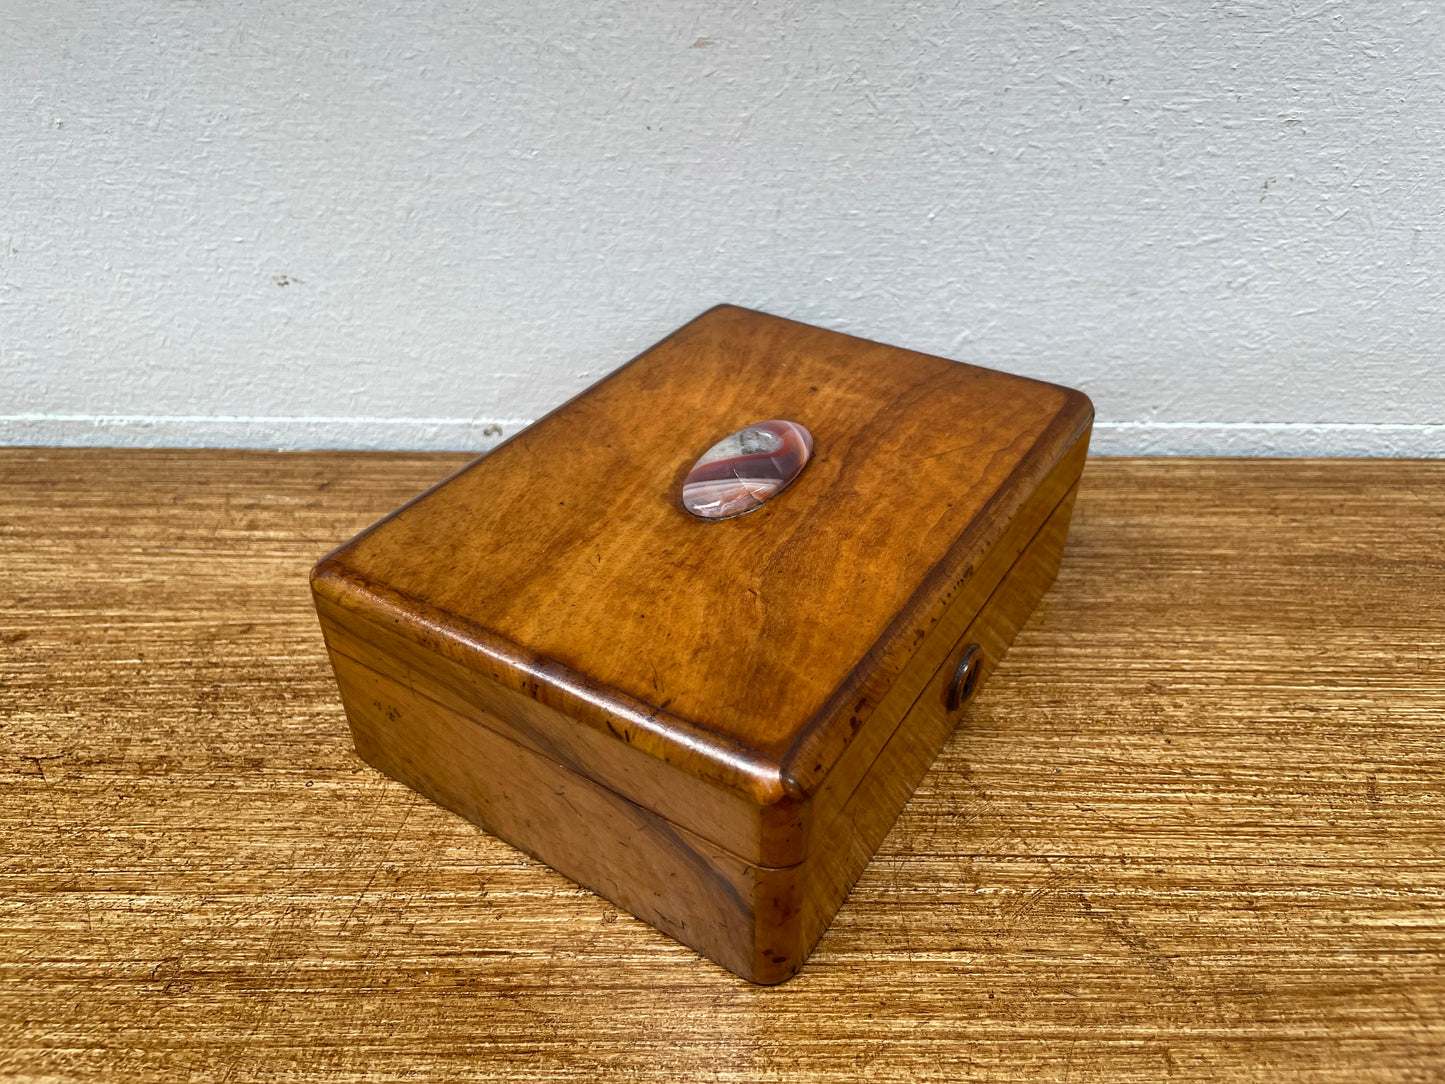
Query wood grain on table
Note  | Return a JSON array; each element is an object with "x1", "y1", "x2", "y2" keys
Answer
[{"x1": 1, "y1": 450, "x2": 1442, "y2": 1082}]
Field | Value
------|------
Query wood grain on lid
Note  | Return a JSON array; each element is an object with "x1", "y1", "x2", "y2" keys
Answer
[{"x1": 313, "y1": 305, "x2": 1092, "y2": 772}]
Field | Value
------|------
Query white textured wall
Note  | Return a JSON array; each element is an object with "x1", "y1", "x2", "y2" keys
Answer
[{"x1": 3, "y1": 1, "x2": 1442, "y2": 455}]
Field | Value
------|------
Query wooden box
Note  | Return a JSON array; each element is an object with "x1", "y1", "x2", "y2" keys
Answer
[{"x1": 311, "y1": 305, "x2": 1093, "y2": 984}]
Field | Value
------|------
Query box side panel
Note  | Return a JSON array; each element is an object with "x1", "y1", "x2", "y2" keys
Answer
[
  {"x1": 777, "y1": 480, "x2": 1081, "y2": 970},
  {"x1": 321, "y1": 645, "x2": 802, "y2": 983},
  {"x1": 778, "y1": 393, "x2": 1091, "y2": 796},
  {"x1": 314, "y1": 595, "x2": 804, "y2": 867},
  {"x1": 792, "y1": 427, "x2": 1089, "y2": 845}
]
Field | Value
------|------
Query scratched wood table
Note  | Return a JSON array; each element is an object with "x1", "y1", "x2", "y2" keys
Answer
[{"x1": 1, "y1": 450, "x2": 1442, "y2": 1082}]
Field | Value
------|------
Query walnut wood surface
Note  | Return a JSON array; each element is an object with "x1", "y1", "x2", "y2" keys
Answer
[
  {"x1": 314, "y1": 305, "x2": 1093, "y2": 777},
  {"x1": 2, "y1": 450, "x2": 1443, "y2": 1080}
]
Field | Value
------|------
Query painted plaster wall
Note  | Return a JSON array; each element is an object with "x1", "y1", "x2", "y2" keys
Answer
[{"x1": 3, "y1": 1, "x2": 1442, "y2": 454}]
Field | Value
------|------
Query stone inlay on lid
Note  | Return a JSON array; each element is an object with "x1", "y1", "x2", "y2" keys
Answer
[{"x1": 681, "y1": 420, "x2": 814, "y2": 520}]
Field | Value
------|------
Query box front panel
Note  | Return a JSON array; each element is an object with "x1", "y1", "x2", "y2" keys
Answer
[
  {"x1": 321, "y1": 643, "x2": 796, "y2": 982},
  {"x1": 314, "y1": 594, "x2": 806, "y2": 867}
]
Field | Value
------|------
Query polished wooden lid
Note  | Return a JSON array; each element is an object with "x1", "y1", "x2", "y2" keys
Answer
[{"x1": 314, "y1": 306, "x2": 1091, "y2": 798}]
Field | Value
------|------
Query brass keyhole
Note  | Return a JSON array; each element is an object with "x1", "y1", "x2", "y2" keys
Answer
[{"x1": 946, "y1": 643, "x2": 983, "y2": 712}]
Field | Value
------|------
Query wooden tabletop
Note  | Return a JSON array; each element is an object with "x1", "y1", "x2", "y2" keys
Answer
[{"x1": 2, "y1": 450, "x2": 1442, "y2": 1082}]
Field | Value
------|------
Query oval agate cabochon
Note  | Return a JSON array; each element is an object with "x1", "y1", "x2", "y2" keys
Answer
[{"x1": 681, "y1": 420, "x2": 814, "y2": 520}]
